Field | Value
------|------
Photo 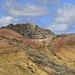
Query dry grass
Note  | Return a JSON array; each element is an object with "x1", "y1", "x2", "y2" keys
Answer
[
  {"x1": 0, "y1": 29, "x2": 75, "y2": 75},
  {"x1": 7, "y1": 36, "x2": 75, "y2": 75},
  {"x1": 0, "y1": 36, "x2": 49, "y2": 75},
  {"x1": 0, "y1": 50, "x2": 49, "y2": 75},
  {"x1": 48, "y1": 34, "x2": 75, "y2": 68},
  {"x1": 0, "y1": 29, "x2": 42, "y2": 49}
]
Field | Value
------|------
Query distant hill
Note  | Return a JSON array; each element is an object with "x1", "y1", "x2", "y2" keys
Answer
[{"x1": 2, "y1": 23, "x2": 55, "y2": 39}]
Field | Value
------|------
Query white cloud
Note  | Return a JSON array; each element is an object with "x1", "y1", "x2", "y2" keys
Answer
[
  {"x1": 0, "y1": 16, "x2": 18, "y2": 27},
  {"x1": 43, "y1": 3, "x2": 75, "y2": 34},
  {"x1": 0, "y1": 16, "x2": 41, "y2": 27},
  {"x1": 54, "y1": 3, "x2": 75, "y2": 25},
  {"x1": 2, "y1": 0, "x2": 50, "y2": 17},
  {"x1": 32, "y1": 0, "x2": 61, "y2": 7},
  {"x1": 44, "y1": 23, "x2": 74, "y2": 34},
  {"x1": 46, "y1": 24, "x2": 73, "y2": 31}
]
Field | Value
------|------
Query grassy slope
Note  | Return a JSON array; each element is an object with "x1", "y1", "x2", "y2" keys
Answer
[
  {"x1": 0, "y1": 37, "x2": 49, "y2": 75},
  {"x1": 0, "y1": 29, "x2": 75, "y2": 75},
  {"x1": 48, "y1": 34, "x2": 75, "y2": 68},
  {"x1": 0, "y1": 29, "x2": 41, "y2": 49}
]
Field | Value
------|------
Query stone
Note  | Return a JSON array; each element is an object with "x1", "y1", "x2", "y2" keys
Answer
[{"x1": 2, "y1": 23, "x2": 56, "y2": 39}]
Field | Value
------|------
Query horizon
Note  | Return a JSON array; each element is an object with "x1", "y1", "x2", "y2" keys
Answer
[{"x1": 0, "y1": 0, "x2": 75, "y2": 34}]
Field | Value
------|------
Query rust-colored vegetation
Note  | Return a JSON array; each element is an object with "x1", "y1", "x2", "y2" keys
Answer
[
  {"x1": 51, "y1": 34, "x2": 75, "y2": 52},
  {"x1": 0, "y1": 29, "x2": 42, "y2": 49}
]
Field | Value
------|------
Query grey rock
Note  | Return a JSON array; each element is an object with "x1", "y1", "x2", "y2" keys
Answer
[{"x1": 3, "y1": 23, "x2": 56, "y2": 39}]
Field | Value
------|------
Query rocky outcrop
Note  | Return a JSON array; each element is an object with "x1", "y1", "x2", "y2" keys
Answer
[{"x1": 2, "y1": 23, "x2": 55, "y2": 39}]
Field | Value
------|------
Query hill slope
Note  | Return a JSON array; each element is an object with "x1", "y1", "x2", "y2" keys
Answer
[
  {"x1": 0, "y1": 29, "x2": 75, "y2": 75},
  {"x1": 0, "y1": 29, "x2": 42, "y2": 49},
  {"x1": 48, "y1": 34, "x2": 75, "y2": 68},
  {"x1": 0, "y1": 36, "x2": 49, "y2": 75}
]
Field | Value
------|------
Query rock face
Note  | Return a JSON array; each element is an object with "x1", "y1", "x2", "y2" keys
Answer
[{"x1": 3, "y1": 23, "x2": 55, "y2": 39}]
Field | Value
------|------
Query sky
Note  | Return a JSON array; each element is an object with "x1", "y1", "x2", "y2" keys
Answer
[{"x1": 0, "y1": 0, "x2": 75, "y2": 34}]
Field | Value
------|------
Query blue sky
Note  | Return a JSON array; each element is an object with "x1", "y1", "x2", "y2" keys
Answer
[{"x1": 0, "y1": 0, "x2": 75, "y2": 34}]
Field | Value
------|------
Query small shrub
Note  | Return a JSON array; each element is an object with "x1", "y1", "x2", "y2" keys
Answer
[
  {"x1": 56, "y1": 34, "x2": 66, "y2": 38},
  {"x1": 12, "y1": 38, "x2": 18, "y2": 42},
  {"x1": 0, "y1": 35, "x2": 10, "y2": 40}
]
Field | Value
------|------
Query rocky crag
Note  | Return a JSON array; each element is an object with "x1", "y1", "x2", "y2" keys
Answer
[{"x1": 2, "y1": 23, "x2": 55, "y2": 39}]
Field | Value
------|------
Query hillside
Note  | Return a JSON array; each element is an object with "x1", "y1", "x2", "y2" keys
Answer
[
  {"x1": 2, "y1": 23, "x2": 55, "y2": 39},
  {"x1": 0, "y1": 36, "x2": 49, "y2": 75},
  {"x1": 0, "y1": 29, "x2": 75, "y2": 75},
  {"x1": 0, "y1": 29, "x2": 43, "y2": 49},
  {"x1": 48, "y1": 34, "x2": 75, "y2": 68}
]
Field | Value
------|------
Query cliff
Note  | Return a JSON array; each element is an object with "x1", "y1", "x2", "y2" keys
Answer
[{"x1": 2, "y1": 23, "x2": 55, "y2": 39}]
